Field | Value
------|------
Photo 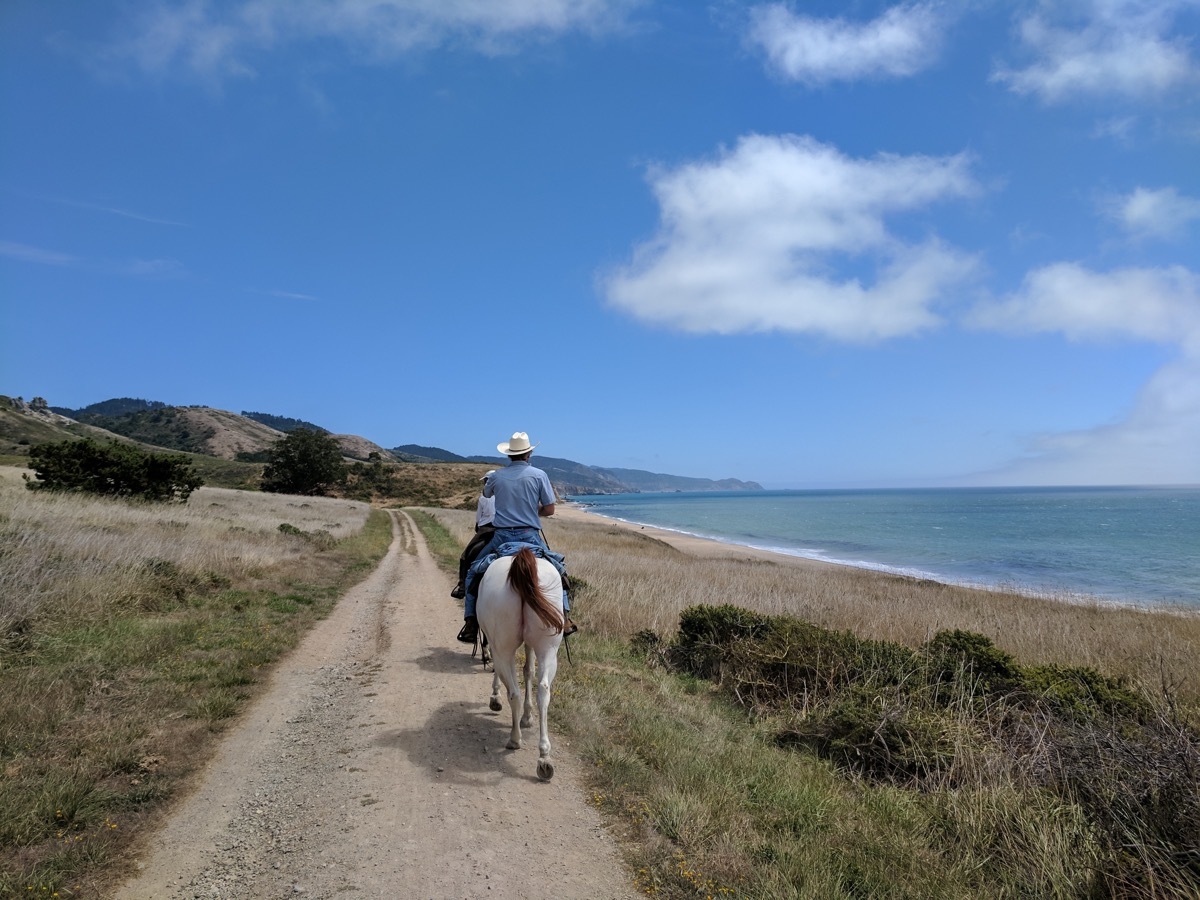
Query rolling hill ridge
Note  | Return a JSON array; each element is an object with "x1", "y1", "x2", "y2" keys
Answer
[{"x1": 8, "y1": 395, "x2": 763, "y2": 495}]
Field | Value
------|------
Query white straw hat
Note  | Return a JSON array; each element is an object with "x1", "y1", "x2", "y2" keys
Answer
[{"x1": 497, "y1": 432, "x2": 538, "y2": 456}]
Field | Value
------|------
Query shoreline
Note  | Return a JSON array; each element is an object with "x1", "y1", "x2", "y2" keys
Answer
[
  {"x1": 554, "y1": 503, "x2": 842, "y2": 572},
  {"x1": 554, "y1": 503, "x2": 1197, "y2": 616}
]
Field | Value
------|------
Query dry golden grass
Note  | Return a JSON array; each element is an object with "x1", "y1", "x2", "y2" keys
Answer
[
  {"x1": 366, "y1": 461, "x2": 494, "y2": 508},
  {"x1": 420, "y1": 505, "x2": 1200, "y2": 897},
  {"x1": 0, "y1": 469, "x2": 391, "y2": 895},
  {"x1": 427, "y1": 505, "x2": 1200, "y2": 705},
  {"x1": 1, "y1": 466, "x2": 370, "y2": 637}
]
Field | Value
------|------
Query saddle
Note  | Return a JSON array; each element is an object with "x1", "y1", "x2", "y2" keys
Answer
[{"x1": 464, "y1": 541, "x2": 569, "y2": 602}]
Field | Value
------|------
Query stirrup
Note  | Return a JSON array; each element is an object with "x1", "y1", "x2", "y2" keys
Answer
[
  {"x1": 450, "y1": 584, "x2": 465, "y2": 599},
  {"x1": 562, "y1": 617, "x2": 578, "y2": 638},
  {"x1": 457, "y1": 617, "x2": 478, "y2": 644}
]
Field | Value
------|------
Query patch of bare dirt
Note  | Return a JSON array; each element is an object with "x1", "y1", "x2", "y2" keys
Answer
[
  {"x1": 332, "y1": 433, "x2": 395, "y2": 461},
  {"x1": 113, "y1": 510, "x2": 637, "y2": 900},
  {"x1": 178, "y1": 408, "x2": 285, "y2": 460}
]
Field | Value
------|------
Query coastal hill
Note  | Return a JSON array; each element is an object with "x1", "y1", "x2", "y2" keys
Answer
[
  {"x1": 389, "y1": 445, "x2": 762, "y2": 495},
  {"x1": 5, "y1": 395, "x2": 762, "y2": 496}
]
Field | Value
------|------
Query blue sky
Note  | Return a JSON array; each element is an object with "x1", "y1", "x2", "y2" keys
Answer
[{"x1": 2, "y1": 1, "x2": 1198, "y2": 488}]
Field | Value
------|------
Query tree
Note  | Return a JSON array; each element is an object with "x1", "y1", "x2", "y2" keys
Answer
[
  {"x1": 25, "y1": 439, "x2": 204, "y2": 502},
  {"x1": 261, "y1": 428, "x2": 347, "y2": 496}
]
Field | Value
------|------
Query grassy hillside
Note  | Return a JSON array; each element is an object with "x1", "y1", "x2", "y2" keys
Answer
[
  {"x1": 2, "y1": 398, "x2": 268, "y2": 491},
  {"x1": 422, "y1": 508, "x2": 1200, "y2": 899},
  {"x1": 77, "y1": 406, "x2": 287, "y2": 460},
  {"x1": 0, "y1": 470, "x2": 393, "y2": 896},
  {"x1": 7, "y1": 394, "x2": 760, "y2": 499},
  {"x1": 343, "y1": 459, "x2": 492, "y2": 507},
  {"x1": 78, "y1": 406, "x2": 217, "y2": 454},
  {"x1": 0, "y1": 396, "x2": 120, "y2": 457},
  {"x1": 4, "y1": 469, "x2": 1197, "y2": 897}
]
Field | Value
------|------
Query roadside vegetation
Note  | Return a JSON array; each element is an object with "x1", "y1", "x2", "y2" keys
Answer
[
  {"x1": 26, "y1": 438, "x2": 204, "y2": 502},
  {"x1": 6, "y1": 464, "x2": 1196, "y2": 898},
  {"x1": 0, "y1": 468, "x2": 392, "y2": 896},
  {"x1": 424, "y1": 508, "x2": 1200, "y2": 899}
]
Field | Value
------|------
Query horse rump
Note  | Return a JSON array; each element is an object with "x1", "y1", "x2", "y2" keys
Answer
[{"x1": 508, "y1": 547, "x2": 564, "y2": 634}]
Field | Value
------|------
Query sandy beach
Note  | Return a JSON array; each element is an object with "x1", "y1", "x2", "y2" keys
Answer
[{"x1": 553, "y1": 503, "x2": 841, "y2": 572}]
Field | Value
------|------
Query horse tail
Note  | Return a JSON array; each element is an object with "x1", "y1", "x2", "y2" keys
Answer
[{"x1": 508, "y1": 548, "x2": 564, "y2": 634}]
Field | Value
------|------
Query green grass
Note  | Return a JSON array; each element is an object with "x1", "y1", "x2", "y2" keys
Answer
[
  {"x1": 412, "y1": 510, "x2": 1200, "y2": 900},
  {"x1": 406, "y1": 508, "x2": 461, "y2": 574},
  {"x1": 542, "y1": 623, "x2": 1198, "y2": 898},
  {"x1": 550, "y1": 638, "x2": 971, "y2": 899},
  {"x1": 0, "y1": 494, "x2": 393, "y2": 897},
  {"x1": 180, "y1": 452, "x2": 265, "y2": 490}
]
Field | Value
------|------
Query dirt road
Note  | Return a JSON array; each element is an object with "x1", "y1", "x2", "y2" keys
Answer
[{"x1": 115, "y1": 510, "x2": 638, "y2": 900}]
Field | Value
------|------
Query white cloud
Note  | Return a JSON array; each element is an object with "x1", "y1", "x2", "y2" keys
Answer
[
  {"x1": 1091, "y1": 115, "x2": 1138, "y2": 141},
  {"x1": 0, "y1": 240, "x2": 78, "y2": 267},
  {"x1": 993, "y1": 0, "x2": 1198, "y2": 102},
  {"x1": 747, "y1": 2, "x2": 945, "y2": 85},
  {"x1": 1109, "y1": 186, "x2": 1200, "y2": 239},
  {"x1": 102, "y1": 0, "x2": 640, "y2": 78},
  {"x1": 972, "y1": 354, "x2": 1200, "y2": 485},
  {"x1": 970, "y1": 262, "x2": 1200, "y2": 484},
  {"x1": 603, "y1": 134, "x2": 979, "y2": 342},
  {"x1": 49, "y1": 197, "x2": 189, "y2": 227},
  {"x1": 971, "y1": 262, "x2": 1200, "y2": 349}
]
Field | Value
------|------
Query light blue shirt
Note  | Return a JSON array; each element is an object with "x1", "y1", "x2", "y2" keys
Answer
[{"x1": 484, "y1": 460, "x2": 556, "y2": 529}]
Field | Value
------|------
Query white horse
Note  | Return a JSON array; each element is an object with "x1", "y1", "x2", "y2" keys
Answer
[{"x1": 475, "y1": 547, "x2": 565, "y2": 781}]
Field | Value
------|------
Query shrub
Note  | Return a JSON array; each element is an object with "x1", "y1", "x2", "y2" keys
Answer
[
  {"x1": 1023, "y1": 663, "x2": 1150, "y2": 722},
  {"x1": 663, "y1": 603, "x2": 1200, "y2": 892},
  {"x1": 261, "y1": 428, "x2": 347, "y2": 496},
  {"x1": 670, "y1": 604, "x2": 771, "y2": 679},
  {"x1": 923, "y1": 629, "x2": 1021, "y2": 695},
  {"x1": 25, "y1": 439, "x2": 203, "y2": 502}
]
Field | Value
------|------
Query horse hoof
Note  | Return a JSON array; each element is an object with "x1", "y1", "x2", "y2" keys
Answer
[
  {"x1": 489, "y1": 698, "x2": 503, "y2": 712},
  {"x1": 507, "y1": 739, "x2": 521, "y2": 750},
  {"x1": 520, "y1": 714, "x2": 533, "y2": 728},
  {"x1": 537, "y1": 758, "x2": 555, "y2": 781}
]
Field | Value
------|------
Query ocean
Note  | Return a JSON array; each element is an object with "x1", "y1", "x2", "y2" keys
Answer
[{"x1": 568, "y1": 486, "x2": 1200, "y2": 609}]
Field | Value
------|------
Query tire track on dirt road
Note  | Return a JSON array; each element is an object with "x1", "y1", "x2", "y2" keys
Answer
[{"x1": 115, "y1": 509, "x2": 638, "y2": 899}]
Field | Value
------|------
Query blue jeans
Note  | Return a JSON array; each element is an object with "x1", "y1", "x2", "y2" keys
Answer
[{"x1": 463, "y1": 528, "x2": 569, "y2": 618}]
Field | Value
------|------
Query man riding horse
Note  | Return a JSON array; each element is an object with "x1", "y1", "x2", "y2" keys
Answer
[{"x1": 456, "y1": 431, "x2": 577, "y2": 645}]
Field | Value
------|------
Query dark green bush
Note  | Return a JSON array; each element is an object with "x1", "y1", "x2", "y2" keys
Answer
[
  {"x1": 923, "y1": 629, "x2": 1021, "y2": 695},
  {"x1": 777, "y1": 690, "x2": 957, "y2": 784},
  {"x1": 663, "y1": 603, "x2": 1200, "y2": 893},
  {"x1": 261, "y1": 429, "x2": 346, "y2": 496},
  {"x1": 670, "y1": 604, "x2": 772, "y2": 679},
  {"x1": 25, "y1": 439, "x2": 203, "y2": 502},
  {"x1": 1023, "y1": 663, "x2": 1150, "y2": 722},
  {"x1": 630, "y1": 629, "x2": 663, "y2": 655}
]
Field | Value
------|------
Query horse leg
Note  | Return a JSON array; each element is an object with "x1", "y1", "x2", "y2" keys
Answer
[
  {"x1": 534, "y1": 648, "x2": 560, "y2": 781},
  {"x1": 519, "y1": 648, "x2": 535, "y2": 729},
  {"x1": 488, "y1": 670, "x2": 503, "y2": 712},
  {"x1": 492, "y1": 651, "x2": 523, "y2": 750}
]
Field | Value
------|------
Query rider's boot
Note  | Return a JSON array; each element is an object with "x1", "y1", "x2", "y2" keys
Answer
[
  {"x1": 457, "y1": 616, "x2": 478, "y2": 644},
  {"x1": 560, "y1": 573, "x2": 578, "y2": 637}
]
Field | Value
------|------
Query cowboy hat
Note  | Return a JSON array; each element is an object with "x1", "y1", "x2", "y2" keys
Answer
[{"x1": 497, "y1": 432, "x2": 538, "y2": 456}]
